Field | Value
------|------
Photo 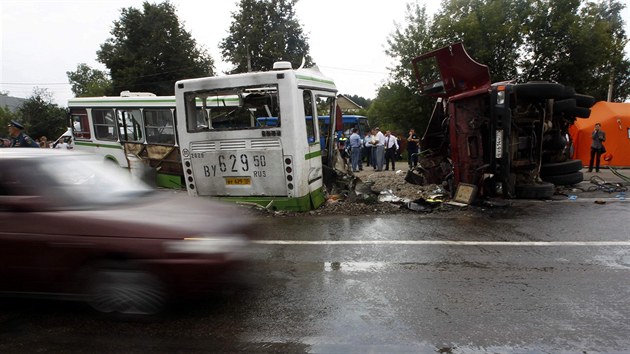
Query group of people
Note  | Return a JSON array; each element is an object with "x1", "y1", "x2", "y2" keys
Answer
[
  {"x1": 1, "y1": 120, "x2": 72, "y2": 149},
  {"x1": 346, "y1": 127, "x2": 421, "y2": 173}
]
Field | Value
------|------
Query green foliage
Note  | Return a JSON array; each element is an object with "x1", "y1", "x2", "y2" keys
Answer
[
  {"x1": 341, "y1": 94, "x2": 372, "y2": 110},
  {"x1": 67, "y1": 63, "x2": 112, "y2": 97},
  {"x1": 220, "y1": 0, "x2": 313, "y2": 73},
  {"x1": 375, "y1": 0, "x2": 629, "y2": 136},
  {"x1": 432, "y1": 0, "x2": 528, "y2": 81},
  {"x1": 16, "y1": 88, "x2": 68, "y2": 140},
  {"x1": 367, "y1": 82, "x2": 429, "y2": 135},
  {"x1": 0, "y1": 106, "x2": 18, "y2": 135},
  {"x1": 97, "y1": 1, "x2": 214, "y2": 95}
]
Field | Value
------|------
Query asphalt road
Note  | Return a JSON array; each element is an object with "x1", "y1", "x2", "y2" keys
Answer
[{"x1": 1, "y1": 198, "x2": 629, "y2": 353}]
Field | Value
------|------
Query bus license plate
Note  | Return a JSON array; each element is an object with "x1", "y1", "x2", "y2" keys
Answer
[{"x1": 225, "y1": 177, "x2": 251, "y2": 185}]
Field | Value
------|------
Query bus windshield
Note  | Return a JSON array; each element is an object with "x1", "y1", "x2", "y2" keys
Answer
[{"x1": 184, "y1": 85, "x2": 280, "y2": 132}]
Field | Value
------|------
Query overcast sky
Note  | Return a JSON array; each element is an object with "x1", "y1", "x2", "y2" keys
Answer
[{"x1": 1, "y1": 0, "x2": 628, "y2": 107}]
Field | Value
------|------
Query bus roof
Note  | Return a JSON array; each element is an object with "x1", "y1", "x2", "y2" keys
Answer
[
  {"x1": 68, "y1": 95, "x2": 176, "y2": 108},
  {"x1": 175, "y1": 65, "x2": 336, "y2": 93}
]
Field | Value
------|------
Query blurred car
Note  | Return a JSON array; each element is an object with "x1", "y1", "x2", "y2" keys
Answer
[{"x1": 0, "y1": 149, "x2": 252, "y2": 315}]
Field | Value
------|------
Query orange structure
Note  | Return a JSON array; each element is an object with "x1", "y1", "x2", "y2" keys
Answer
[{"x1": 570, "y1": 101, "x2": 630, "y2": 167}]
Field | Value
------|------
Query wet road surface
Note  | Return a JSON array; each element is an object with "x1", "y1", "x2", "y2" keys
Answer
[{"x1": 1, "y1": 199, "x2": 629, "y2": 353}]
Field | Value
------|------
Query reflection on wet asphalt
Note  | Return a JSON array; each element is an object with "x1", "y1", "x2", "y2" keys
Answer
[{"x1": 1, "y1": 200, "x2": 629, "y2": 353}]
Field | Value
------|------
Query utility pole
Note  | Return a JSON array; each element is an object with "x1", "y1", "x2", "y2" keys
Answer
[{"x1": 246, "y1": 44, "x2": 252, "y2": 73}]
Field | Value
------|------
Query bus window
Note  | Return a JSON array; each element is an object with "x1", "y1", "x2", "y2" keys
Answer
[
  {"x1": 117, "y1": 108, "x2": 143, "y2": 142},
  {"x1": 184, "y1": 85, "x2": 280, "y2": 133},
  {"x1": 92, "y1": 109, "x2": 117, "y2": 141},
  {"x1": 71, "y1": 109, "x2": 90, "y2": 140},
  {"x1": 144, "y1": 109, "x2": 175, "y2": 145},
  {"x1": 303, "y1": 90, "x2": 316, "y2": 144}
]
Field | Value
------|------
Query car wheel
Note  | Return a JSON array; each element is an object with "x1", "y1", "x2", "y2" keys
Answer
[
  {"x1": 86, "y1": 262, "x2": 167, "y2": 316},
  {"x1": 515, "y1": 182, "x2": 555, "y2": 199},
  {"x1": 542, "y1": 171, "x2": 584, "y2": 186},
  {"x1": 540, "y1": 159, "x2": 583, "y2": 176},
  {"x1": 515, "y1": 82, "x2": 566, "y2": 99}
]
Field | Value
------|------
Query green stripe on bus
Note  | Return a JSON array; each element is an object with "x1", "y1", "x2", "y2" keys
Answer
[
  {"x1": 296, "y1": 74, "x2": 335, "y2": 86},
  {"x1": 305, "y1": 150, "x2": 322, "y2": 160},
  {"x1": 75, "y1": 141, "x2": 123, "y2": 150}
]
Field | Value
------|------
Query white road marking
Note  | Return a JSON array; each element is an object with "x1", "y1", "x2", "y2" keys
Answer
[{"x1": 253, "y1": 240, "x2": 630, "y2": 246}]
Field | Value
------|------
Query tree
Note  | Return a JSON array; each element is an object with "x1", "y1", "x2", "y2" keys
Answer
[
  {"x1": 220, "y1": 0, "x2": 313, "y2": 73},
  {"x1": 517, "y1": 0, "x2": 629, "y2": 101},
  {"x1": 431, "y1": 0, "x2": 528, "y2": 82},
  {"x1": 67, "y1": 63, "x2": 112, "y2": 97},
  {"x1": 0, "y1": 106, "x2": 19, "y2": 136},
  {"x1": 376, "y1": 0, "x2": 630, "y2": 135},
  {"x1": 97, "y1": 1, "x2": 214, "y2": 95},
  {"x1": 371, "y1": 2, "x2": 437, "y2": 134},
  {"x1": 368, "y1": 82, "x2": 427, "y2": 134},
  {"x1": 17, "y1": 88, "x2": 68, "y2": 140}
]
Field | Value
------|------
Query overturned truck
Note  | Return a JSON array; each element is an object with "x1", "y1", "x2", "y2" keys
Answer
[{"x1": 411, "y1": 43, "x2": 596, "y2": 199}]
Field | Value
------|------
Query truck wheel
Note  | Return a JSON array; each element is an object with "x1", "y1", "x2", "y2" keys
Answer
[
  {"x1": 575, "y1": 94, "x2": 596, "y2": 108},
  {"x1": 542, "y1": 171, "x2": 584, "y2": 186},
  {"x1": 553, "y1": 98, "x2": 576, "y2": 113},
  {"x1": 569, "y1": 106, "x2": 591, "y2": 118},
  {"x1": 515, "y1": 182, "x2": 555, "y2": 199},
  {"x1": 515, "y1": 82, "x2": 566, "y2": 99},
  {"x1": 540, "y1": 159, "x2": 583, "y2": 176}
]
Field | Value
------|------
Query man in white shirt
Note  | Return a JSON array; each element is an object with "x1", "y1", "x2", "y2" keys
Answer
[
  {"x1": 374, "y1": 127, "x2": 386, "y2": 171},
  {"x1": 384, "y1": 130, "x2": 399, "y2": 170}
]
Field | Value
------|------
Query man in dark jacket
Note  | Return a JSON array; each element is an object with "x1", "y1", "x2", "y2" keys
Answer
[{"x1": 7, "y1": 120, "x2": 40, "y2": 148}]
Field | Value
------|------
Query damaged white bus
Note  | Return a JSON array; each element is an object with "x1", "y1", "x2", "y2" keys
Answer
[
  {"x1": 174, "y1": 62, "x2": 339, "y2": 211},
  {"x1": 68, "y1": 92, "x2": 184, "y2": 188}
]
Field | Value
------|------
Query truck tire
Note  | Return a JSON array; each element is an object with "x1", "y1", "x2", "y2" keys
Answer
[
  {"x1": 553, "y1": 98, "x2": 576, "y2": 113},
  {"x1": 515, "y1": 182, "x2": 555, "y2": 199},
  {"x1": 540, "y1": 159, "x2": 583, "y2": 176},
  {"x1": 575, "y1": 94, "x2": 596, "y2": 108},
  {"x1": 570, "y1": 106, "x2": 591, "y2": 118},
  {"x1": 515, "y1": 82, "x2": 566, "y2": 99},
  {"x1": 542, "y1": 171, "x2": 584, "y2": 186}
]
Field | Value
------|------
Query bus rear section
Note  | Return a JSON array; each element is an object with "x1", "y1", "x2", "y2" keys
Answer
[{"x1": 175, "y1": 62, "x2": 338, "y2": 211}]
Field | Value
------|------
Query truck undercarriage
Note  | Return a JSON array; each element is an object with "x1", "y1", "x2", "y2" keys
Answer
[{"x1": 411, "y1": 43, "x2": 596, "y2": 199}]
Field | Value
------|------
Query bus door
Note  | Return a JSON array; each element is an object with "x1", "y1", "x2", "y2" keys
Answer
[{"x1": 302, "y1": 90, "x2": 322, "y2": 195}]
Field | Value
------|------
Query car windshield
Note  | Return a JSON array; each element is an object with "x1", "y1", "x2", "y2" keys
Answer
[{"x1": 6, "y1": 154, "x2": 153, "y2": 209}]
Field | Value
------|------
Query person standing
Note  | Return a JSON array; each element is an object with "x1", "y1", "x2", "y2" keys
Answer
[
  {"x1": 349, "y1": 128, "x2": 363, "y2": 172},
  {"x1": 7, "y1": 120, "x2": 39, "y2": 148},
  {"x1": 588, "y1": 123, "x2": 606, "y2": 173},
  {"x1": 374, "y1": 127, "x2": 386, "y2": 171},
  {"x1": 363, "y1": 131, "x2": 373, "y2": 167},
  {"x1": 407, "y1": 128, "x2": 419, "y2": 169},
  {"x1": 38, "y1": 136, "x2": 48, "y2": 148},
  {"x1": 384, "y1": 130, "x2": 399, "y2": 170}
]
